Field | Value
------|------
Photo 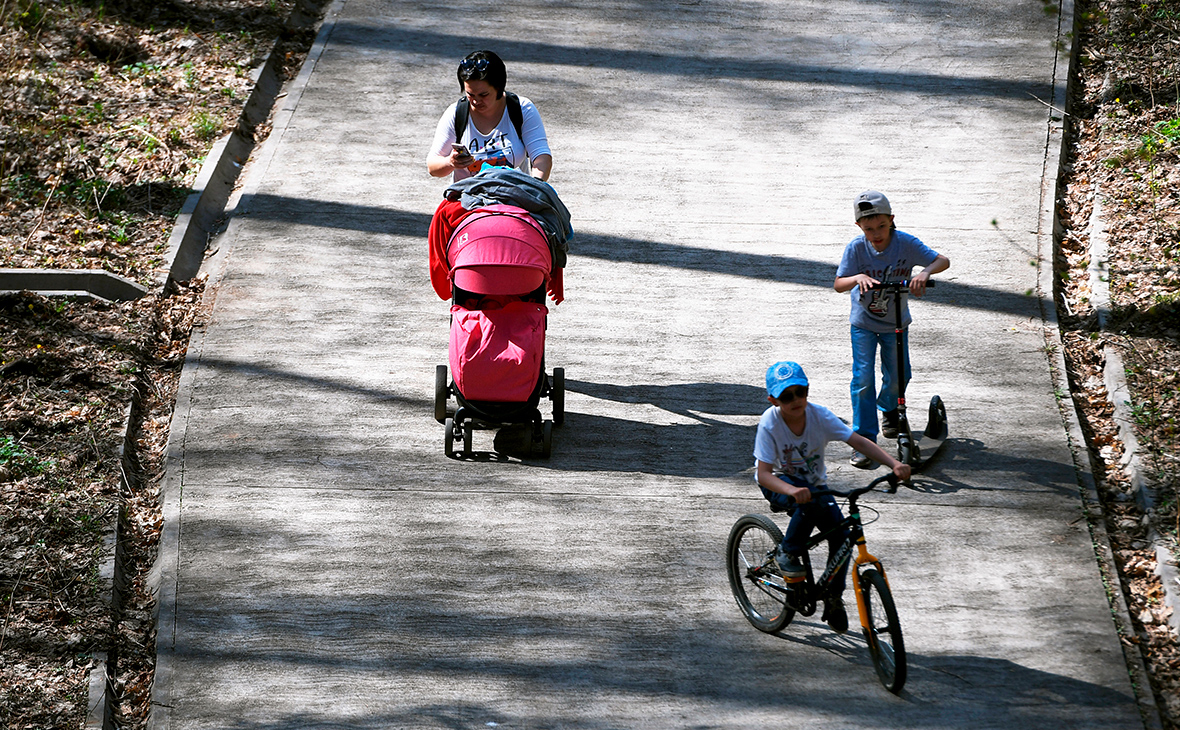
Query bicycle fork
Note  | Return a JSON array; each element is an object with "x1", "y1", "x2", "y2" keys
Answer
[{"x1": 850, "y1": 537, "x2": 888, "y2": 629}]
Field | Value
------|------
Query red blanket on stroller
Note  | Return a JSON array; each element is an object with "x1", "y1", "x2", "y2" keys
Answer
[{"x1": 449, "y1": 300, "x2": 547, "y2": 403}]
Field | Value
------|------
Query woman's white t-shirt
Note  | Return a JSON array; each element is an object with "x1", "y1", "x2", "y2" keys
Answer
[{"x1": 429, "y1": 94, "x2": 551, "y2": 182}]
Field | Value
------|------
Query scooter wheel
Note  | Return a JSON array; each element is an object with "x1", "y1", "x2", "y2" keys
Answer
[
  {"x1": 925, "y1": 395, "x2": 948, "y2": 440},
  {"x1": 898, "y1": 437, "x2": 920, "y2": 467}
]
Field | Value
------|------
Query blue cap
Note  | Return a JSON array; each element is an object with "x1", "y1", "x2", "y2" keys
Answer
[{"x1": 766, "y1": 361, "x2": 809, "y2": 398}]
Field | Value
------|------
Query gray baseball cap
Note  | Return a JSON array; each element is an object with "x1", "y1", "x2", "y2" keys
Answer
[{"x1": 854, "y1": 190, "x2": 892, "y2": 221}]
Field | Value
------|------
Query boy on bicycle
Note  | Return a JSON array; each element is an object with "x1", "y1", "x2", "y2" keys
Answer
[
  {"x1": 835, "y1": 190, "x2": 950, "y2": 468},
  {"x1": 754, "y1": 360, "x2": 911, "y2": 633}
]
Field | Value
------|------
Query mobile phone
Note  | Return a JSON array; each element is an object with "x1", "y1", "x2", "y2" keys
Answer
[{"x1": 451, "y1": 143, "x2": 471, "y2": 157}]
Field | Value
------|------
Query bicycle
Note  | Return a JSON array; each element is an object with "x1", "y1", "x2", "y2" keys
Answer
[{"x1": 725, "y1": 473, "x2": 907, "y2": 694}]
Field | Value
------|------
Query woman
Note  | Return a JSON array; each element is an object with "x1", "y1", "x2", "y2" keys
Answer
[{"x1": 426, "y1": 50, "x2": 552, "y2": 182}]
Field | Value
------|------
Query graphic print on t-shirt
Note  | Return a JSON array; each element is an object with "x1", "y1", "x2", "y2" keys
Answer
[
  {"x1": 862, "y1": 264, "x2": 912, "y2": 320},
  {"x1": 867, "y1": 288, "x2": 889, "y2": 317},
  {"x1": 781, "y1": 443, "x2": 821, "y2": 486},
  {"x1": 464, "y1": 128, "x2": 514, "y2": 173}
]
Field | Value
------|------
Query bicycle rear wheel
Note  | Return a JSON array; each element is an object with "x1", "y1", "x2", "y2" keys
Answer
[
  {"x1": 859, "y1": 568, "x2": 907, "y2": 694},
  {"x1": 726, "y1": 514, "x2": 794, "y2": 633}
]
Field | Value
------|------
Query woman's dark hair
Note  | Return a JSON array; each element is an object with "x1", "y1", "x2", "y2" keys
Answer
[{"x1": 457, "y1": 50, "x2": 507, "y2": 98}]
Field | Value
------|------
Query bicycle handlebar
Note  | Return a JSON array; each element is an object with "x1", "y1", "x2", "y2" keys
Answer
[{"x1": 808, "y1": 474, "x2": 899, "y2": 502}]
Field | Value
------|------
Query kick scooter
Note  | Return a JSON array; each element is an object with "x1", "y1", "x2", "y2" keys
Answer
[{"x1": 870, "y1": 280, "x2": 948, "y2": 469}]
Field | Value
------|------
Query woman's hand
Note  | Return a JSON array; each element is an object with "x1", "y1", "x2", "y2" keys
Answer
[{"x1": 450, "y1": 148, "x2": 474, "y2": 170}]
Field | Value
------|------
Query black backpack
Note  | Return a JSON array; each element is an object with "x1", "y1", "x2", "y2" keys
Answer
[{"x1": 453, "y1": 90, "x2": 524, "y2": 143}]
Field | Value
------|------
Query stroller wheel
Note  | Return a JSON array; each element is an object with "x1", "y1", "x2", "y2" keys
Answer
[
  {"x1": 434, "y1": 365, "x2": 449, "y2": 423},
  {"x1": 463, "y1": 421, "x2": 473, "y2": 454},
  {"x1": 541, "y1": 420, "x2": 553, "y2": 458},
  {"x1": 551, "y1": 367, "x2": 565, "y2": 427},
  {"x1": 444, "y1": 417, "x2": 456, "y2": 457}
]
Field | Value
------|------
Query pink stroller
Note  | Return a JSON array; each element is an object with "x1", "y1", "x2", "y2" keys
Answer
[{"x1": 433, "y1": 204, "x2": 565, "y2": 457}]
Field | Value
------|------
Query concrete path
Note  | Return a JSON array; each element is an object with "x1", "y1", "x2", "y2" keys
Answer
[{"x1": 150, "y1": 0, "x2": 1146, "y2": 728}]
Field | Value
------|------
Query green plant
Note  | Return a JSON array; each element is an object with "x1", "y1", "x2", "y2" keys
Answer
[
  {"x1": 191, "y1": 111, "x2": 221, "y2": 141},
  {"x1": 182, "y1": 62, "x2": 197, "y2": 88},
  {"x1": 16, "y1": 0, "x2": 46, "y2": 32},
  {"x1": 120, "y1": 61, "x2": 162, "y2": 79},
  {"x1": 85, "y1": 101, "x2": 105, "y2": 124},
  {"x1": 1, "y1": 436, "x2": 49, "y2": 478},
  {"x1": 109, "y1": 224, "x2": 129, "y2": 244}
]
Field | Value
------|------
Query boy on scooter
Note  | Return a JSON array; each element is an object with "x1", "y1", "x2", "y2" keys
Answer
[
  {"x1": 754, "y1": 360, "x2": 911, "y2": 632},
  {"x1": 834, "y1": 190, "x2": 950, "y2": 469}
]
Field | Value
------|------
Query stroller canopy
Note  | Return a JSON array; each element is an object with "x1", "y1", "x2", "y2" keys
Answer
[{"x1": 447, "y1": 205, "x2": 551, "y2": 296}]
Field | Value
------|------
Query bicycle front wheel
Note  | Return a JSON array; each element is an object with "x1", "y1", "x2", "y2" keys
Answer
[
  {"x1": 859, "y1": 568, "x2": 907, "y2": 694},
  {"x1": 726, "y1": 514, "x2": 794, "y2": 633}
]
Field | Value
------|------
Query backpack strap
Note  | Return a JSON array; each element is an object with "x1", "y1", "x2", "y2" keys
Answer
[
  {"x1": 453, "y1": 95, "x2": 469, "y2": 144},
  {"x1": 504, "y1": 91, "x2": 524, "y2": 140},
  {"x1": 452, "y1": 91, "x2": 525, "y2": 143}
]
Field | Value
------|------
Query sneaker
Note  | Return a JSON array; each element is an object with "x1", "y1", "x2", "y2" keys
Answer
[
  {"x1": 822, "y1": 596, "x2": 849, "y2": 634},
  {"x1": 849, "y1": 451, "x2": 875, "y2": 469},
  {"x1": 881, "y1": 409, "x2": 900, "y2": 439},
  {"x1": 772, "y1": 548, "x2": 806, "y2": 579}
]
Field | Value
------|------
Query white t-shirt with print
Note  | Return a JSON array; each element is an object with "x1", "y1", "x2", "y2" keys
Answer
[
  {"x1": 429, "y1": 94, "x2": 551, "y2": 182},
  {"x1": 752, "y1": 403, "x2": 854, "y2": 488}
]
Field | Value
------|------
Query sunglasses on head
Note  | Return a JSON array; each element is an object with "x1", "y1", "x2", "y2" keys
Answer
[
  {"x1": 458, "y1": 57, "x2": 490, "y2": 79},
  {"x1": 777, "y1": 385, "x2": 808, "y2": 403}
]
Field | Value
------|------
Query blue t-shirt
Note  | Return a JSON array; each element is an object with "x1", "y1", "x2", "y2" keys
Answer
[
  {"x1": 753, "y1": 403, "x2": 854, "y2": 488},
  {"x1": 837, "y1": 229, "x2": 940, "y2": 334}
]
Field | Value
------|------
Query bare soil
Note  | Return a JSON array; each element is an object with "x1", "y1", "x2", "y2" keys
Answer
[
  {"x1": 0, "y1": 1, "x2": 318, "y2": 727},
  {"x1": 0, "y1": 0, "x2": 1177, "y2": 728}
]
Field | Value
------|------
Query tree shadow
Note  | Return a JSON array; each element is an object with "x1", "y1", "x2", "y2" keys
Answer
[
  {"x1": 239, "y1": 193, "x2": 1042, "y2": 319},
  {"x1": 329, "y1": 22, "x2": 1054, "y2": 101}
]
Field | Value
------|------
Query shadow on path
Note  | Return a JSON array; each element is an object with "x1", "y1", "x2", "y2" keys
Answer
[
  {"x1": 239, "y1": 194, "x2": 1042, "y2": 318},
  {"x1": 331, "y1": 22, "x2": 1054, "y2": 101}
]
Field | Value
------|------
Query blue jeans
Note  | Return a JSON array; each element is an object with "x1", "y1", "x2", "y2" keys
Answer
[
  {"x1": 850, "y1": 325, "x2": 910, "y2": 440},
  {"x1": 761, "y1": 478, "x2": 850, "y2": 595}
]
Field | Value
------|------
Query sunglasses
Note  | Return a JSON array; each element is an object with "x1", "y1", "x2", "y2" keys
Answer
[
  {"x1": 458, "y1": 57, "x2": 490, "y2": 79},
  {"x1": 777, "y1": 385, "x2": 809, "y2": 403}
]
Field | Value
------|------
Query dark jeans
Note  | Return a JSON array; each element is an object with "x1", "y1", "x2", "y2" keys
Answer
[{"x1": 761, "y1": 477, "x2": 851, "y2": 595}]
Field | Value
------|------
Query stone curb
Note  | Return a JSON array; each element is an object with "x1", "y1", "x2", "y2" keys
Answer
[
  {"x1": 0, "y1": 268, "x2": 147, "y2": 302},
  {"x1": 1090, "y1": 190, "x2": 1180, "y2": 644},
  {"x1": 144, "y1": 2, "x2": 345, "y2": 727},
  {"x1": 1038, "y1": 0, "x2": 1164, "y2": 727}
]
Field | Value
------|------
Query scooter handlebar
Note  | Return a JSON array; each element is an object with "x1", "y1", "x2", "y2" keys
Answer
[{"x1": 867, "y1": 279, "x2": 936, "y2": 290}]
